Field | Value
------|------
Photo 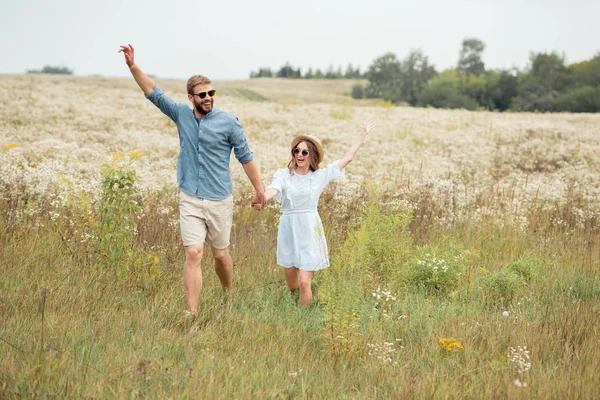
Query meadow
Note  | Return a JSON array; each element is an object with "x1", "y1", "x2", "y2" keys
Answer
[{"x1": 1, "y1": 73, "x2": 599, "y2": 398}]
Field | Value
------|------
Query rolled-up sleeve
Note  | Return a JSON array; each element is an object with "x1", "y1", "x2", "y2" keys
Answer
[
  {"x1": 230, "y1": 117, "x2": 254, "y2": 164},
  {"x1": 145, "y1": 86, "x2": 179, "y2": 122}
]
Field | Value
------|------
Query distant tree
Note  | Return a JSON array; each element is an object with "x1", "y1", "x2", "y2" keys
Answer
[
  {"x1": 457, "y1": 38, "x2": 486, "y2": 77},
  {"x1": 250, "y1": 67, "x2": 274, "y2": 79},
  {"x1": 418, "y1": 70, "x2": 478, "y2": 110},
  {"x1": 276, "y1": 62, "x2": 297, "y2": 78},
  {"x1": 27, "y1": 65, "x2": 74, "y2": 75},
  {"x1": 529, "y1": 52, "x2": 569, "y2": 91},
  {"x1": 553, "y1": 86, "x2": 600, "y2": 112},
  {"x1": 344, "y1": 64, "x2": 361, "y2": 79},
  {"x1": 487, "y1": 69, "x2": 519, "y2": 111},
  {"x1": 305, "y1": 67, "x2": 314, "y2": 79},
  {"x1": 400, "y1": 49, "x2": 437, "y2": 105},
  {"x1": 314, "y1": 69, "x2": 324, "y2": 79},
  {"x1": 325, "y1": 65, "x2": 337, "y2": 79},
  {"x1": 567, "y1": 52, "x2": 600, "y2": 88},
  {"x1": 365, "y1": 52, "x2": 402, "y2": 99},
  {"x1": 513, "y1": 52, "x2": 568, "y2": 111},
  {"x1": 460, "y1": 73, "x2": 489, "y2": 107}
]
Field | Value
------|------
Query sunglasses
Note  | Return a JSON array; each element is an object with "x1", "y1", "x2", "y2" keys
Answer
[
  {"x1": 193, "y1": 90, "x2": 216, "y2": 99},
  {"x1": 292, "y1": 148, "x2": 309, "y2": 156}
]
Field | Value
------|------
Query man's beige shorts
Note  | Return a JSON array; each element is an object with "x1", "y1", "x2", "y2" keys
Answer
[{"x1": 179, "y1": 191, "x2": 233, "y2": 249}]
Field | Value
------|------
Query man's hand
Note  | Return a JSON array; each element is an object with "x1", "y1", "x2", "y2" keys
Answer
[
  {"x1": 118, "y1": 43, "x2": 155, "y2": 95},
  {"x1": 118, "y1": 44, "x2": 135, "y2": 67},
  {"x1": 251, "y1": 192, "x2": 265, "y2": 210}
]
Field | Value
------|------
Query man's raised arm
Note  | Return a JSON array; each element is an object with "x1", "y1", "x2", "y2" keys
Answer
[{"x1": 118, "y1": 44, "x2": 155, "y2": 95}]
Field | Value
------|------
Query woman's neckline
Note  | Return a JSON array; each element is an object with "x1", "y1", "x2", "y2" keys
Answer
[{"x1": 292, "y1": 169, "x2": 311, "y2": 177}]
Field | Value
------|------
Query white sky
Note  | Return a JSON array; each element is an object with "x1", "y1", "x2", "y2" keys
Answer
[{"x1": 1, "y1": 0, "x2": 598, "y2": 80}]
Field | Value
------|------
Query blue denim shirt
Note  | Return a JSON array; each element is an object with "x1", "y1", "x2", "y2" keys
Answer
[{"x1": 145, "y1": 86, "x2": 254, "y2": 200}]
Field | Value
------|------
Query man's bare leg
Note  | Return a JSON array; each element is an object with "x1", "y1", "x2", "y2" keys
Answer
[
  {"x1": 212, "y1": 247, "x2": 233, "y2": 292},
  {"x1": 183, "y1": 244, "x2": 204, "y2": 314}
]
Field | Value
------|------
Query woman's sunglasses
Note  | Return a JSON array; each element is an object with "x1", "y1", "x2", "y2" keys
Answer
[
  {"x1": 292, "y1": 148, "x2": 309, "y2": 156},
  {"x1": 193, "y1": 90, "x2": 216, "y2": 99}
]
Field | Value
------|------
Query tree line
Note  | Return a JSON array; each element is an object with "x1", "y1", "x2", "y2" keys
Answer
[
  {"x1": 251, "y1": 38, "x2": 600, "y2": 113},
  {"x1": 250, "y1": 63, "x2": 363, "y2": 80},
  {"x1": 27, "y1": 65, "x2": 74, "y2": 75}
]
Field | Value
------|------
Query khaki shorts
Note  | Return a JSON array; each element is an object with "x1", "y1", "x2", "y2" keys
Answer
[{"x1": 179, "y1": 191, "x2": 233, "y2": 249}]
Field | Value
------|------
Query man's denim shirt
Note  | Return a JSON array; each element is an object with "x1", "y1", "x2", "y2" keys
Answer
[{"x1": 146, "y1": 86, "x2": 254, "y2": 200}]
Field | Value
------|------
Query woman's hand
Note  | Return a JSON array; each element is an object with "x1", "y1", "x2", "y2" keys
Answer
[
  {"x1": 363, "y1": 118, "x2": 376, "y2": 135},
  {"x1": 339, "y1": 118, "x2": 376, "y2": 170},
  {"x1": 251, "y1": 195, "x2": 263, "y2": 210}
]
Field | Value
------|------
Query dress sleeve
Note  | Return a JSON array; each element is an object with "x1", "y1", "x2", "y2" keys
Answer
[
  {"x1": 265, "y1": 168, "x2": 288, "y2": 203},
  {"x1": 314, "y1": 160, "x2": 345, "y2": 193},
  {"x1": 325, "y1": 160, "x2": 345, "y2": 182}
]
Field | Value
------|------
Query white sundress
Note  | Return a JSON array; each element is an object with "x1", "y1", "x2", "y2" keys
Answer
[{"x1": 266, "y1": 161, "x2": 345, "y2": 271}]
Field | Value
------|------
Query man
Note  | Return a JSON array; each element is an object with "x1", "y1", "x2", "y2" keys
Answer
[{"x1": 119, "y1": 44, "x2": 265, "y2": 316}]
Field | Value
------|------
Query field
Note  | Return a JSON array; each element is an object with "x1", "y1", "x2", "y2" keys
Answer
[{"x1": 1, "y1": 73, "x2": 599, "y2": 398}]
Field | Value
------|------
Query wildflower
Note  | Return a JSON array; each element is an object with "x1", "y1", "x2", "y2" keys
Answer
[
  {"x1": 110, "y1": 151, "x2": 123, "y2": 161},
  {"x1": 508, "y1": 345, "x2": 531, "y2": 374},
  {"x1": 367, "y1": 342, "x2": 398, "y2": 365},
  {"x1": 439, "y1": 338, "x2": 463, "y2": 352},
  {"x1": 129, "y1": 149, "x2": 143, "y2": 159},
  {"x1": 514, "y1": 379, "x2": 528, "y2": 388},
  {"x1": 4, "y1": 143, "x2": 20, "y2": 150},
  {"x1": 502, "y1": 311, "x2": 510, "y2": 317}
]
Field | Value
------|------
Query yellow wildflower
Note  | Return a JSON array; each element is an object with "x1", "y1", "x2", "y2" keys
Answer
[
  {"x1": 129, "y1": 149, "x2": 143, "y2": 160},
  {"x1": 439, "y1": 338, "x2": 463, "y2": 352},
  {"x1": 4, "y1": 143, "x2": 20, "y2": 150},
  {"x1": 110, "y1": 151, "x2": 123, "y2": 161}
]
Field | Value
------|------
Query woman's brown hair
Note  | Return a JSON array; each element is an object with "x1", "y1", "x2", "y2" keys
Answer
[{"x1": 288, "y1": 140, "x2": 320, "y2": 173}]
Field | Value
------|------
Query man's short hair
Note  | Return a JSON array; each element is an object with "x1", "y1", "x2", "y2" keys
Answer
[{"x1": 187, "y1": 75, "x2": 212, "y2": 94}]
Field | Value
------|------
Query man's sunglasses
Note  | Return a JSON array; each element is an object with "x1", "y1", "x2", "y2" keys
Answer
[
  {"x1": 292, "y1": 148, "x2": 309, "y2": 156},
  {"x1": 193, "y1": 90, "x2": 216, "y2": 99}
]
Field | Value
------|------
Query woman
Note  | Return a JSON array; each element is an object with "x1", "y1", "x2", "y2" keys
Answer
[{"x1": 253, "y1": 119, "x2": 376, "y2": 305}]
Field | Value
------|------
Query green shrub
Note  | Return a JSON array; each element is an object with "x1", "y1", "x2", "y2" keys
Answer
[
  {"x1": 480, "y1": 268, "x2": 524, "y2": 305},
  {"x1": 506, "y1": 255, "x2": 541, "y2": 282},
  {"x1": 406, "y1": 248, "x2": 461, "y2": 295},
  {"x1": 351, "y1": 83, "x2": 365, "y2": 99}
]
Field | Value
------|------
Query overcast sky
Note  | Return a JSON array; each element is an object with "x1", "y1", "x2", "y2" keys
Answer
[{"x1": 1, "y1": 0, "x2": 598, "y2": 80}]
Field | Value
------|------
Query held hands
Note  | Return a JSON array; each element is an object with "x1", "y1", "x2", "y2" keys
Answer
[
  {"x1": 251, "y1": 192, "x2": 266, "y2": 210},
  {"x1": 118, "y1": 44, "x2": 135, "y2": 67},
  {"x1": 362, "y1": 118, "x2": 376, "y2": 135}
]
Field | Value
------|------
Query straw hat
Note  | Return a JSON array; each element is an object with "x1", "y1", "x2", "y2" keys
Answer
[{"x1": 290, "y1": 135, "x2": 324, "y2": 165}]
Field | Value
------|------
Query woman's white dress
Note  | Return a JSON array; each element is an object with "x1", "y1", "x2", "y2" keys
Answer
[{"x1": 266, "y1": 161, "x2": 345, "y2": 271}]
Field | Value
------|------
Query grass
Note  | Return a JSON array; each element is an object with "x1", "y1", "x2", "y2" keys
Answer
[
  {"x1": 1, "y1": 74, "x2": 600, "y2": 398},
  {"x1": 1, "y1": 187, "x2": 599, "y2": 398}
]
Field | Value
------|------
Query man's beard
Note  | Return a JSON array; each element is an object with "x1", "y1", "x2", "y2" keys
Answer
[{"x1": 195, "y1": 100, "x2": 213, "y2": 116}]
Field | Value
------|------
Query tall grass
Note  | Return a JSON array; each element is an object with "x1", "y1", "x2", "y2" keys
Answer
[{"x1": 1, "y1": 170, "x2": 599, "y2": 398}]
